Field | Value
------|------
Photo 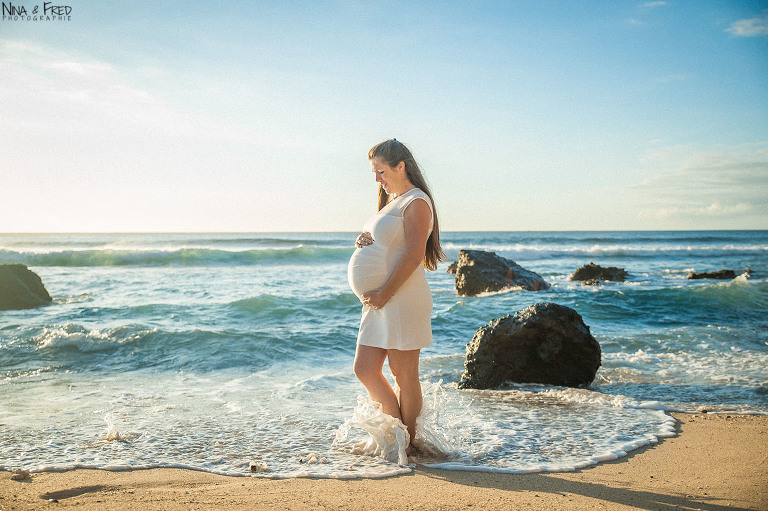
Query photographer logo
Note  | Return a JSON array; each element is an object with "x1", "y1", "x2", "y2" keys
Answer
[{"x1": 2, "y1": 2, "x2": 73, "y2": 21}]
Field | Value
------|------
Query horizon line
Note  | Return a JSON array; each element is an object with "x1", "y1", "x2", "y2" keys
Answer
[{"x1": 1, "y1": 229, "x2": 767, "y2": 235}]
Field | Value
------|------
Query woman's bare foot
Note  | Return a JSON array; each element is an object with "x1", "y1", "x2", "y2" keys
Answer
[{"x1": 406, "y1": 443, "x2": 422, "y2": 458}]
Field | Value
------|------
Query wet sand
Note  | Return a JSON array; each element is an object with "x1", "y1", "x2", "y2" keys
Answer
[{"x1": 2, "y1": 413, "x2": 766, "y2": 510}]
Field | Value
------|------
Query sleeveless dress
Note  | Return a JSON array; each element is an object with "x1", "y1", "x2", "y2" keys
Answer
[{"x1": 347, "y1": 188, "x2": 434, "y2": 351}]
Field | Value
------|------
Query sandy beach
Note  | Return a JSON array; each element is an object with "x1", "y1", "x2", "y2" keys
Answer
[{"x1": 2, "y1": 412, "x2": 766, "y2": 511}]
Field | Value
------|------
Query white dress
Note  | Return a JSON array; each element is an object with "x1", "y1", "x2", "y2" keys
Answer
[{"x1": 347, "y1": 188, "x2": 434, "y2": 351}]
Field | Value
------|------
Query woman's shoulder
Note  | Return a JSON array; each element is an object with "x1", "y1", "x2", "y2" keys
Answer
[
  {"x1": 399, "y1": 188, "x2": 433, "y2": 215},
  {"x1": 405, "y1": 188, "x2": 432, "y2": 205}
]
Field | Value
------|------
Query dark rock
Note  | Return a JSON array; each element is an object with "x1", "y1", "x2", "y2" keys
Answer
[
  {"x1": 459, "y1": 303, "x2": 601, "y2": 389},
  {"x1": 582, "y1": 279, "x2": 601, "y2": 286},
  {"x1": 446, "y1": 261, "x2": 458, "y2": 274},
  {"x1": 249, "y1": 461, "x2": 269, "y2": 472},
  {"x1": 0, "y1": 264, "x2": 52, "y2": 310},
  {"x1": 454, "y1": 250, "x2": 549, "y2": 296},
  {"x1": 687, "y1": 269, "x2": 737, "y2": 280},
  {"x1": 569, "y1": 263, "x2": 627, "y2": 282},
  {"x1": 11, "y1": 469, "x2": 32, "y2": 481}
]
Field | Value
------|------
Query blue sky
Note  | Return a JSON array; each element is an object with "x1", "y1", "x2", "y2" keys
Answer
[{"x1": 1, "y1": 1, "x2": 766, "y2": 232}]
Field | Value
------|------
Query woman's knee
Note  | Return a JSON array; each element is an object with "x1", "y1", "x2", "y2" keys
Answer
[
  {"x1": 388, "y1": 350, "x2": 420, "y2": 385},
  {"x1": 353, "y1": 347, "x2": 386, "y2": 382},
  {"x1": 353, "y1": 358, "x2": 374, "y2": 382},
  {"x1": 391, "y1": 376, "x2": 419, "y2": 396},
  {"x1": 391, "y1": 371, "x2": 420, "y2": 391}
]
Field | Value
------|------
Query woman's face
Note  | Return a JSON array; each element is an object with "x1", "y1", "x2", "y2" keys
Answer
[{"x1": 370, "y1": 157, "x2": 401, "y2": 193}]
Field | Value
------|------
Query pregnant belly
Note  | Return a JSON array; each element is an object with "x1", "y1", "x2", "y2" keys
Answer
[{"x1": 348, "y1": 246, "x2": 388, "y2": 297}]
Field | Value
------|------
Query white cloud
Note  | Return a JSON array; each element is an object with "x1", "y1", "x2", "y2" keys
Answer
[
  {"x1": 622, "y1": 143, "x2": 768, "y2": 227},
  {"x1": 627, "y1": 2, "x2": 668, "y2": 28},
  {"x1": 0, "y1": 41, "x2": 336, "y2": 232},
  {"x1": 645, "y1": 202, "x2": 751, "y2": 221},
  {"x1": 726, "y1": 13, "x2": 768, "y2": 37},
  {"x1": 0, "y1": 40, "x2": 302, "y2": 148},
  {"x1": 1, "y1": 42, "x2": 219, "y2": 142}
]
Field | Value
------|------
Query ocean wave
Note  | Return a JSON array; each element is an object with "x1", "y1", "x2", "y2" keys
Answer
[
  {"x1": 139, "y1": 236, "x2": 347, "y2": 248},
  {"x1": 0, "y1": 233, "x2": 349, "y2": 251},
  {"x1": 34, "y1": 324, "x2": 150, "y2": 353},
  {"x1": 0, "y1": 324, "x2": 159, "y2": 377},
  {"x1": 0, "y1": 246, "x2": 352, "y2": 267},
  {"x1": 5, "y1": 320, "x2": 353, "y2": 374},
  {"x1": 539, "y1": 387, "x2": 668, "y2": 410},
  {"x1": 572, "y1": 276, "x2": 768, "y2": 327},
  {"x1": 230, "y1": 293, "x2": 360, "y2": 318},
  {"x1": 443, "y1": 231, "x2": 766, "y2": 246},
  {"x1": 455, "y1": 383, "x2": 669, "y2": 410},
  {"x1": 692, "y1": 274, "x2": 768, "y2": 305},
  {"x1": 663, "y1": 276, "x2": 768, "y2": 313},
  {"x1": 440, "y1": 241, "x2": 767, "y2": 261}
]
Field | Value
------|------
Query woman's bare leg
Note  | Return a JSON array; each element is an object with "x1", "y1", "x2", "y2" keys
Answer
[
  {"x1": 353, "y1": 344, "x2": 402, "y2": 422},
  {"x1": 387, "y1": 348, "x2": 422, "y2": 450}
]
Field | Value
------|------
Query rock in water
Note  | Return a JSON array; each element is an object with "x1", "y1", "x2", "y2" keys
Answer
[
  {"x1": 249, "y1": 461, "x2": 269, "y2": 473},
  {"x1": 687, "y1": 269, "x2": 737, "y2": 280},
  {"x1": 569, "y1": 263, "x2": 627, "y2": 283},
  {"x1": 11, "y1": 469, "x2": 32, "y2": 481},
  {"x1": 454, "y1": 250, "x2": 549, "y2": 296},
  {"x1": 0, "y1": 264, "x2": 53, "y2": 310},
  {"x1": 459, "y1": 303, "x2": 601, "y2": 389}
]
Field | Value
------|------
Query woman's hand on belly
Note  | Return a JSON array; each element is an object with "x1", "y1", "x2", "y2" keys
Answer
[
  {"x1": 354, "y1": 231, "x2": 373, "y2": 248},
  {"x1": 360, "y1": 288, "x2": 390, "y2": 310}
]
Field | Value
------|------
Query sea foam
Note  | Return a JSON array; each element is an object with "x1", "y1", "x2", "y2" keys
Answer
[{"x1": 333, "y1": 396, "x2": 410, "y2": 466}]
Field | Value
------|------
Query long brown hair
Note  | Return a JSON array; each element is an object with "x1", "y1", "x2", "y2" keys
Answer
[{"x1": 368, "y1": 138, "x2": 445, "y2": 271}]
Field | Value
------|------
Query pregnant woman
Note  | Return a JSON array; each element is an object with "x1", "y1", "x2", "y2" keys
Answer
[{"x1": 348, "y1": 138, "x2": 445, "y2": 455}]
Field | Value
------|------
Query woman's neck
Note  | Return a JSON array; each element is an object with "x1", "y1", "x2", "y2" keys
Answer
[{"x1": 392, "y1": 185, "x2": 416, "y2": 198}]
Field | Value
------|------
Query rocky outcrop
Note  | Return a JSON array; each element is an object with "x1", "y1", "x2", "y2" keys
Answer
[
  {"x1": 454, "y1": 250, "x2": 549, "y2": 296},
  {"x1": 0, "y1": 264, "x2": 52, "y2": 310},
  {"x1": 687, "y1": 269, "x2": 737, "y2": 280},
  {"x1": 569, "y1": 263, "x2": 627, "y2": 284},
  {"x1": 446, "y1": 261, "x2": 458, "y2": 274},
  {"x1": 459, "y1": 303, "x2": 601, "y2": 389}
]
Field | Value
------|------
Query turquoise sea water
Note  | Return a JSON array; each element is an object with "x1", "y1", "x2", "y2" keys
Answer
[{"x1": 1, "y1": 231, "x2": 766, "y2": 477}]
